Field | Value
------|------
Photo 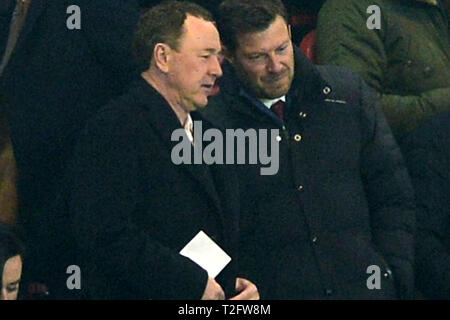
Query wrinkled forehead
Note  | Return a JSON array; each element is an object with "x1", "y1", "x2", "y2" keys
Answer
[{"x1": 235, "y1": 15, "x2": 291, "y2": 54}]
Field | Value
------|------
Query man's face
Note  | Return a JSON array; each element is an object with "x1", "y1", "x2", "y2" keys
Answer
[
  {"x1": 167, "y1": 15, "x2": 223, "y2": 112},
  {"x1": 1, "y1": 255, "x2": 22, "y2": 300},
  {"x1": 230, "y1": 15, "x2": 294, "y2": 99}
]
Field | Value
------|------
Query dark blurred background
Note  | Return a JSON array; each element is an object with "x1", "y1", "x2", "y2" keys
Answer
[{"x1": 138, "y1": 0, "x2": 327, "y2": 45}]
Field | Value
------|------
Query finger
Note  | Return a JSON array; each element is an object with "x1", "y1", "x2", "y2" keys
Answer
[
  {"x1": 229, "y1": 289, "x2": 259, "y2": 300},
  {"x1": 217, "y1": 289, "x2": 226, "y2": 300},
  {"x1": 214, "y1": 280, "x2": 225, "y2": 300},
  {"x1": 235, "y1": 277, "x2": 248, "y2": 292},
  {"x1": 230, "y1": 282, "x2": 259, "y2": 300}
]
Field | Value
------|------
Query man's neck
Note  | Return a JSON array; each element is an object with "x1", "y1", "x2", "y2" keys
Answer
[{"x1": 141, "y1": 70, "x2": 189, "y2": 126}]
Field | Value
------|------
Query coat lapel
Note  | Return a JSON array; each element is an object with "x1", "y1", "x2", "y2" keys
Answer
[
  {"x1": 135, "y1": 78, "x2": 223, "y2": 216},
  {"x1": 208, "y1": 162, "x2": 239, "y2": 249}
]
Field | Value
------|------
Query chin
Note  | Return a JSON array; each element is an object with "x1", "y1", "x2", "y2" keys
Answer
[
  {"x1": 259, "y1": 83, "x2": 288, "y2": 98},
  {"x1": 194, "y1": 100, "x2": 208, "y2": 109},
  {"x1": 265, "y1": 89, "x2": 289, "y2": 99}
]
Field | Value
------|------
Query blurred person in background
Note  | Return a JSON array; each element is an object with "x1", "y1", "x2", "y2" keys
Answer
[
  {"x1": 0, "y1": 222, "x2": 24, "y2": 300},
  {"x1": 0, "y1": 0, "x2": 20, "y2": 227},
  {"x1": 317, "y1": 0, "x2": 450, "y2": 143},
  {"x1": 402, "y1": 110, "x2": 450, "y2": 299},
  {"x1": 0, "y1": 0, "x2": 141, "y2": 298}
]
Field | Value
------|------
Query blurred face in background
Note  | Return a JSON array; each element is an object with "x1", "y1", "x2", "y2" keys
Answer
[
  {"x1": 1, "y1": 255, "x2": 22, "y2": 300},
  {"x1": 229, "y1": 15, "x2": 294, "y2": 99}
]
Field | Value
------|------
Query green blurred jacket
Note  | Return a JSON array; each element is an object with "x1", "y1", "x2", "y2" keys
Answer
[{"x1": 317, "y1": 0, "x2": 450, "y2": 141}]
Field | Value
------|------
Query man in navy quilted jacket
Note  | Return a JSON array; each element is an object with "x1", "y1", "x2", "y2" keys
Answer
[{"x1": 202, "y1": 0, "x2": 416, "y2": 299}]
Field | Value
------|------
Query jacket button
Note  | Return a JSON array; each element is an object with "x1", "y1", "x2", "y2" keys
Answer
[
  {"x1": 323, "y1": 86, "x2": 332, "y2": 95},
  {"x1": 406, "y1": 60, "x2": 413, "y2": 66},
  {"x1": 312, "y1": 236, "x2": 318, "y2": 243},
  {"x1": 424, "y1": 66, "x2": 433, "y2": 77},
  {"x1": 281, "y1": 125, "x2": 287, "y2": 131},
  {"x1": 294, "y1": 134, "x2": 302, "y2": 142},
  {"x1": 276, "y1": 135, "x2": 282, "y2": 142},
  {"x1": 297, "y1": 185, "x2": 304, "y2": 192},
  {"x1": 299, "y1": 112, "x2": 307, "y2": 118},
  {"x1": 383, "y1": 269, "x2": 393, "y2": 279},
  {"x1": 325, "y1": 289, "x2": 333, "y2": 296}
]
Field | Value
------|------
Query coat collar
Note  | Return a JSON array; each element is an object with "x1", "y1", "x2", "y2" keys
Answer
[
  {"x1": 133, "y1": 76, "x2": 185, "y2": 147},
  {"x1": 219, "y1": 46, "x2": 331, "y2": 119},
  {"x1": 290, "y1": 46, "x2": 331, "y2": 102}
]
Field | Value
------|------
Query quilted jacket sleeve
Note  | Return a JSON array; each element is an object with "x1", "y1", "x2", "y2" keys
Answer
[
  {"x1": 402, "y1": 114, "x2": 450, "y2": 299},
  {"x1": 358, "y1": 77, "x2": 416, "y2": 299}
]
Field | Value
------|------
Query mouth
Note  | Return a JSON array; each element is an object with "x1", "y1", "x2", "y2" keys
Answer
[
  {"x1": 201, "y1": 83, "x2": 215, "y2": 93},
  {"x1": 264, "y1": 71, "x2": 288, "y2": 84}
]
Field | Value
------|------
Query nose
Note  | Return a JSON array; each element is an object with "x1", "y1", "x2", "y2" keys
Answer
[
  {"x1": 266, "y1": 53, "x2": 283, "y2": 73},
  {"x1": 209, "y1": 55, "x2": 223, "y2": 78}
]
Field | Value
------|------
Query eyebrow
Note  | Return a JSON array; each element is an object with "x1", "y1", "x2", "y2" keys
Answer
[
  {"x1": 246, "y1": 40, "x2": 290, "y2": 56},
  {"x1": 277, "y1": 40, "x2": 290, "y2": 48},
  {"x1": 202, "y1": 48, "x2": 222, "y2": 54}
]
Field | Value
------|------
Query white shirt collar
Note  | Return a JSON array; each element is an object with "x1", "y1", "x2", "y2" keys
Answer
[
  {"x1": 260, "y1": 95, "x2": 286, "y2": 109},
  {"x1": 183, "y1": 114, "x2": 193, "y2": 131},
  {"x1": 183, "y1": 114, "x2": 194, "y2": 143}
]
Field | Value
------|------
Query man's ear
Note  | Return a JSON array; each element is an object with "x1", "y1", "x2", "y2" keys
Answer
[{"x1": 153, "y1": 43, "x2": 171, "y2": 73}]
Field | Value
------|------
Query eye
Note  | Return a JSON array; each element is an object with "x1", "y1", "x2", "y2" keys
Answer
[
  {"x1": 200, "y1": 55, "x2": 211, "y2": 60},
  {"x1": 248, "y1": 54, "x2": 263, "y2": 61},
  {"x1": 6, "y1": 284, "x2": 19, "y2": 293}
]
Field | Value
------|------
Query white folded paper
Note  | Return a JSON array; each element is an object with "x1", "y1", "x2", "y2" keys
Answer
[{"x1": 179, "y1": 230, "x2": 231, "y2": 279}]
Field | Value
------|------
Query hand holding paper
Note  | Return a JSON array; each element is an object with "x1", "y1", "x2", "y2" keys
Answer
[{"x1": 179, "y1": 230, "x2": 231, "y2": 279}]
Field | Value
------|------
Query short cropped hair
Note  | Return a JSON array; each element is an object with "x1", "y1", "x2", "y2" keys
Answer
[
  {"x1": 0, "y1": 223, "x2": 24, "y2": 284},
  {"x1": 217, "y1": 0, "x2": 288, "y2": 53},
  {"x1": 133, "y1": 0, "x2": 214, "y2": 71}
]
